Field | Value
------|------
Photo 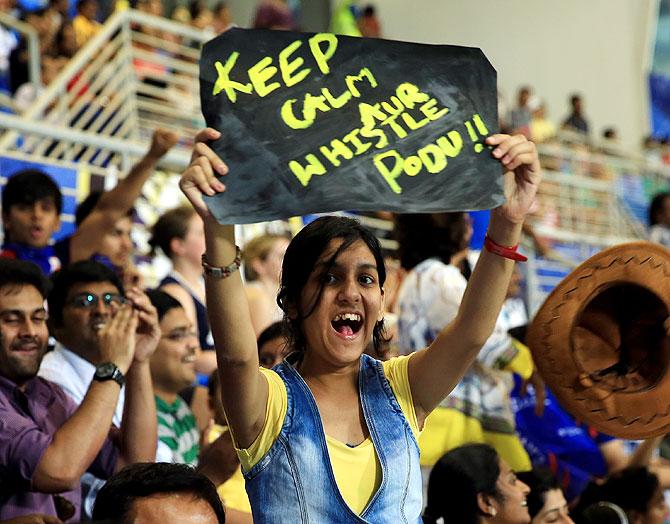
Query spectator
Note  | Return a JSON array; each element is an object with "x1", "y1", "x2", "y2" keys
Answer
[
  {"x1": 395, "y1": 212, "x2": 533, "y2": 479},
  {"x1": 256, "y1": 320, "x2": 287, "y2": 369},
  {"x1": 517, "y1": 469, "x2": 574, "y2": 524},
  {"x1": 572, "y1": 467, "x2": 669, "y2": 524},
  {"x1": 358, "y1": 4, "x2": 381, "y2": 37},
  {"x1": 212, "y1": 1, "x2": 232, "y2": 34},
  {"x1": 648, "y1": 191, "x2": 670, "y2": 248},
  {"x1": 529, "y1": 100, "x2": 557, "y2": 144},
  {"x1": 144, "y1": 289, "x2": 200, "y2": 465},
  {"x1": 423, "y1": 443, "x2": 531, "y2": 524},
  {"x1": 252, "y1": 0, "x2": 296, "y2": 30},
  {"x1": 562, "y1": 93, "x2": 589, "y2": 134},
  {"x1": 92, "y1": 462, "x2": 226, "y2": 524},
  {"x1": 177, "y1": 127, "x2": 540, "y2": 521},
  {"x1": 190, "y1": 0, "x2": 213, "y2": 32},
  {"x1": 508, "y1": 86, "x2": 532, "y2": 136},
  {"x1": 145, "y1": 289, "x2": 239, "y2": 489},
  {"x1": 579, "y1": 502, "x2": 630, "y2": 524},
  {"x1": 38, "y1": 259, "x2": 160, "y2": 519},
  {"x1": 0, "y1": 259, "x2": 155, "y2": 521},
  {"x1": 241, "y1": 233, "x2": 289, "y2": 337},
  {"x1": 150, "y1": 206, "x2": 213, "y2": 371},
  {"x1": 72, "y1": 0, "x2": 100, "y2": 48},
  {"x1": 57, "y1": 128, "x2": 179, "y2": 286},
  {"x1": 0, "y1": 169, "x2": 63, "y2": 274},
  {"x1": 1, "y1": 129, "x2": 176, "y2": 280},
  {"x1": 8, "y1": 8, "x2": 50, "y2": 93}
]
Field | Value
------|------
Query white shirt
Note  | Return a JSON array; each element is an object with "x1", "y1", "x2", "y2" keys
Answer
[
  {"x1": 396, "y1": 258, "x2": 517, "y2": 431},
  {"x1": 39, "y1": 344, "x2": 125, "y2": 426}
]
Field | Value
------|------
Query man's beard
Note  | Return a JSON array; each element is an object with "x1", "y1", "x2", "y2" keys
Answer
[{"x1": 1, "y1": 332, "x2": 45, "y2": 383}]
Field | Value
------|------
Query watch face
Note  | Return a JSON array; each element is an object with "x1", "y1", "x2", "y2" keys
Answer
[{"x1": 97, "y1": 362, "x2": 116, "y2": 378}]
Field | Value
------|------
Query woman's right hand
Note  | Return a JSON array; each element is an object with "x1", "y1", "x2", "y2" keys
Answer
[{"x1": 179, "y1": 128, "x2": 229, "y2": 221}]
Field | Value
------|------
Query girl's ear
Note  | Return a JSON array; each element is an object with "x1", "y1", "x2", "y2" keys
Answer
[
  {"x1": 285, "y1": 302, "x2": 298, "y2": 320},
  {"x1": 476, "y1": 493, "x2": 497, "y2": 519},
  {"x1": 377, "y1": 287, "x2": 385, "y2": 322}
]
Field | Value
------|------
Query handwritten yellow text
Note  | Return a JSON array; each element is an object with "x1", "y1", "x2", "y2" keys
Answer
[
  {"x1": 280, "y1": 68, "x2": 378, "y2": 130},
  {"x1": 288, "y1": 84, "x2": 450, "y2": 188},
  {"x1": 212, "y1": 33, "x2": 339, "y2": 102}
]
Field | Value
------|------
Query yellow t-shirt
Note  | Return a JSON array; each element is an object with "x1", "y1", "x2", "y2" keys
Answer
[
  {"x1": 505, "y1": 339, "x2": 534, "y2": 380},
  {"x1": 72, "y1": 15, "x2": 101, "y2": 48},
  {"x1": 416, "y1": 340, "x2": 533, "y2": 471},
  {"x1": 235, "y1": 355, "x2": 419, "y2": 515}
]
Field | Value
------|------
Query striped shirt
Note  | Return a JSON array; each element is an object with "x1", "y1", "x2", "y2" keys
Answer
[{"x1": 155, "y1": 395, "x2": 200, "y2": 466}]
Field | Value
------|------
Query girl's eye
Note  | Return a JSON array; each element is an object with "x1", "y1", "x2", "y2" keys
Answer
[
  {"x1": 323, "y1": 273, "x2": 337, "y2": 284},
  {"x1": 359, "y1": 275, "x2": 374, "y2": 285}
]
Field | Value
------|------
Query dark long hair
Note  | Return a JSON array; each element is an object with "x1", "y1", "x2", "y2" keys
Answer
[
  {"x1": 277, "y1": 216, "x2": 387, "y2": 355},
  {"x1": 423, "y1": 444, "x2": 502, "y2": 524},
  {"x1": 394, "y1": 212, "x2": 469, "y2": 270}
]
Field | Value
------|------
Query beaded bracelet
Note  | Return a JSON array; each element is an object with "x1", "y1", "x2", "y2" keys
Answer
[{"x1": 202, "y1": 245, "x2": 242, "y2": 278}]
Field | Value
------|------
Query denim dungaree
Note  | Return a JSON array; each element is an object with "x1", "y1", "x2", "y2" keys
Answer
[{"x1": 244, "y1": 353, "x2": 423, "y2": 523}]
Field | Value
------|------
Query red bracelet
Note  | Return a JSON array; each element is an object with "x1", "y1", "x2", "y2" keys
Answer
[{"x1": 484, "y1": 234, "x2": 528, "y2": 262}]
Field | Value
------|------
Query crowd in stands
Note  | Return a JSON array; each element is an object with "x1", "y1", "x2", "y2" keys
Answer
[
  {"x1": 1, "y1": 122, "x2": 669, "y2": 523},
  {"x1": 3, "y1": 1, "x2": 670, "y2": 524}
]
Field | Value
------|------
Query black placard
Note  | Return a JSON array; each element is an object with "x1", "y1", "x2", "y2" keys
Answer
[{"x1": 199, "y1": 28, "x2": 502, "y2": 224}]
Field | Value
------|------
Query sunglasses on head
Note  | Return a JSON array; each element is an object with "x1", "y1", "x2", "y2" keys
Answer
[{"x1": 67, "y1": 292, "x2": 127, "y2": 309}]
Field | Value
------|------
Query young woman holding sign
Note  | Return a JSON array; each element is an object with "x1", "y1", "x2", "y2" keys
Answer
[{"x1": 179, "y1": 127, "x2": 541, "y2": 522}]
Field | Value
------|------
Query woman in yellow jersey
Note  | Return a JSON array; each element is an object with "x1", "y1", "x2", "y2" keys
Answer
[
  {"x1": 178, "y1": 128, "x2": 542, "y2": 523},
  {"x1": 423, "y1": 444, "x2": 531, "y2": 524}
]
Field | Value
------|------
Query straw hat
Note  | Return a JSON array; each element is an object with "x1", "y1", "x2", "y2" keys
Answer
[{"x1": 527, "y1": 242, "x2": 670, "y2": 438}]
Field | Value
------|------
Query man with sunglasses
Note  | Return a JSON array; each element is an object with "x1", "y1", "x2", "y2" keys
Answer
[
  {"x1": 0, "y1": 259, "x2": 157, "y2": 522},
  {"x1": 38, "y1": 259, "x2": 160, "y2": 519}
]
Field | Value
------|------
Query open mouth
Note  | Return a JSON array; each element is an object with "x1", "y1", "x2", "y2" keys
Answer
[
  {"x1": 182, "y1": 354, "x2": 196, "y2": 364},
  {"x1": 331, "y1": 313, "x2": 363, "y2": 338}
]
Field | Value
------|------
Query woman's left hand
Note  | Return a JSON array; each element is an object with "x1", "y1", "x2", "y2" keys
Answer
[{"x1": 486, "y1": 134, "x2": 542, "y2": 225}]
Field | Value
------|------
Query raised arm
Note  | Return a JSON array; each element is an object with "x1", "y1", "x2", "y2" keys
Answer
[
  {"x1": 179, "y1": 129, "x2": 268, "y2": 448},
  {"x1": 114, "y1": 288, "x2": 160, "y2": 470},
  {"x1": 32, "y1": 306, "x2": 137, "y2": 492},
  {"x1": 69, "y1": 129, "x2": 179, "y2": 262},
  {"x1": 408, "y1": 134, "x2": 542, "y2": 422}
]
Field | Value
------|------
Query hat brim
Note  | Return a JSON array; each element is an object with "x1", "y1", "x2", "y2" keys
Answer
[{"x1": 528, "y1": 242, "x2": 670, "y2": 438}]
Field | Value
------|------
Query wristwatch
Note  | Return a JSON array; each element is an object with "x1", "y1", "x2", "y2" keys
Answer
[{"x1": 93, "y1": 362, "x2": 125, "y2": 388}]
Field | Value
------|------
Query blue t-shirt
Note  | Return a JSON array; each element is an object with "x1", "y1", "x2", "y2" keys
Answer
[{"x1": 511, "y1": 375, "x2": 614, "y2": 501}]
